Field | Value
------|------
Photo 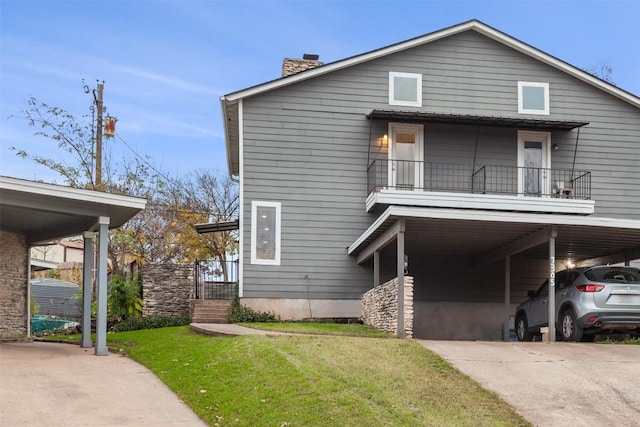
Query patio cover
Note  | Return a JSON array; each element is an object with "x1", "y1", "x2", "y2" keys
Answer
[
  {"x1": 0, "y1": 176, "x2": 147, "y2": 355},
  {"x1": 366, "y1": 110, "x2": 589, "y2": 131}
]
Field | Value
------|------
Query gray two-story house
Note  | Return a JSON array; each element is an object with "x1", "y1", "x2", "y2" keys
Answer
[{"x1": 220, "y1": 20, "x2": 640, "y2": 340}]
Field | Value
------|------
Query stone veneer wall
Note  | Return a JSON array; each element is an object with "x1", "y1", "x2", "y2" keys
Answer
[
  {"x1": 361, "y1": 276, "x2": 414, "y2": 338},
  {"x1": 0, "y1": 230, "x2": 28, "y2": 339},
  {"x1": 142, "y1": 264, "x2": 194, "y2": 317}
]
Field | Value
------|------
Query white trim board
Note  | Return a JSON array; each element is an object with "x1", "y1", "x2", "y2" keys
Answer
[
  {"x1": 348, "y1": 205, "x2": 640, "y2": 255},
  {"x1": 0, "y1": 176, "x2": 147, "y2": 209}
]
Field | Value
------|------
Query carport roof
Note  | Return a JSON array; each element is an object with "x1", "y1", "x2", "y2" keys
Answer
[
  {"x1": 349, "y1": 206, "x2": 640, "y2": 267},
  {"x1": 0, "y1": 176, "x2": 147, "y2": 245}
]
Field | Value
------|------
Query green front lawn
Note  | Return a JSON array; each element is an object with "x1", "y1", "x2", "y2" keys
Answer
[
  {"x1": 95, "y1": 326, "x2": 529, "y2": 426},
  {"x1": 238, "y1": 321, "x2": 392, "y2": 337}
]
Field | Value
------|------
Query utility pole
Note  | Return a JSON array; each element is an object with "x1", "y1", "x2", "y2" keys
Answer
[{"x1": 94, "y1": 82, "x2": 104, "y2": 187}]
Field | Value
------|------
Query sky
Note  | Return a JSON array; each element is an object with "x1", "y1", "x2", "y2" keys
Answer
[{"x1": 1, "y1": 0, "x2": 639, "y2": 184}]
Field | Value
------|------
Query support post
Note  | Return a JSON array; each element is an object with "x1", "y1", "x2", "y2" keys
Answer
[
  {"x1": 95, "y1": 217, "x2": 109, "y2": 356},
  {"x1": 504, "y1": 255, "x2": 511, "y2": 342},
  {"x1": 81, "y1": 232, "x2": 94, "y2": 348},
  {"x1": 547, "y1": 226, "x2": 558, "y2": 343},
  {"x1": 373, "y1": 250, "x2": 380, "y2": 287},
  {"x1": 27, "y1": 248, "x2": 32, "y2": 339},
  {"x1": 396, "y1": 219, "x2": 406, "y2": 338}
]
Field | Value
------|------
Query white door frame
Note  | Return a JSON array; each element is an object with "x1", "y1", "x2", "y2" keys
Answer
[
  {"x1": 517, "y1": 130, "x2": 551, "y2": 196},
  {"x1": 388, "y1": 122, "x2": 424, "y2": 189}
]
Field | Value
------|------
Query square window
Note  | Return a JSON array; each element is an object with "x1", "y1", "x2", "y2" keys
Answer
[
  {"x1": 518, "y1": 81, "x2": 549, "y2": 115},
  {"x1": 251, "y1": 201, "x2": 281, "y2": 265},
  {"x1": 389, "y1": 72, "x2": 422, "y2": 107}
]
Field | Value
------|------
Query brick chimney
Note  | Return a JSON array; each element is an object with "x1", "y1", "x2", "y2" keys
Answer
[{"x1": 282, "y1": 54, "x2": 324, "y2": 77}]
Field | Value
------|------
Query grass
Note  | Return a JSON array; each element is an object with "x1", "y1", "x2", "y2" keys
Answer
[
  {"x1": 51, "y1": 325, "x2": 530, "y2": 427},
  {"x1": 238, "y1": 321, "x2": 393, "y2": 338},
  {"x1": 597, "y1": 335, "x2": 640, "y2": 344}
]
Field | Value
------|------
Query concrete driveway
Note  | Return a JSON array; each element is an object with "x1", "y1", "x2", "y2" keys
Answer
[
  {"x1": 419, "y1": 340, "x2": 640, "y2": 427},
  {"x1": 0, "y1": 341, "x2": 207, "y2": 427}
]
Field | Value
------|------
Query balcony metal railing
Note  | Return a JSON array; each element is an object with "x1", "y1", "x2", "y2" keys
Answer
[
  {"x1": 194, "y1": 259, "x2": 239, "y2": 300},
  {"x1": 367, "y1": 159, "x2": 591, "y2": 200}
]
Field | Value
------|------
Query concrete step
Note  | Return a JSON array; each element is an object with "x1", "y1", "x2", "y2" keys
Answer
[
  {"x1": 191, "y1": 300, "x2": 232, "y2": 323},
  {"x1": 192, "y1": 317, "x2": 229, "y2": 324}
]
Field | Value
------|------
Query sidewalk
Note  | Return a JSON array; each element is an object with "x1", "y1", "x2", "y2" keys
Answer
[
  {"x1": 189, "y1": 322, "x2": 290, "y2": 336},
  {"x1": 0, "y1": 341, "x2": 207, "y2": 427}
]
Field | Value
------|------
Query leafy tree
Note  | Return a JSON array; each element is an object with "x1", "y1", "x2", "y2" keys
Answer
[
  {"x1": 11, "y1": 97, "x2": 99, "y2": 189},
  {"x1": 107, "y1": 275, "x2": 143, "y2": 321}
]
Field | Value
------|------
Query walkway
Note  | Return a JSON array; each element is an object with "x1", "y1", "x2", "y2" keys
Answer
[
  {"x1": 419, "y1": 340, "x2": 640, "y2": 427},
  {"x1": 0, "y1": 341, "x2": 207, "y2": 427}
]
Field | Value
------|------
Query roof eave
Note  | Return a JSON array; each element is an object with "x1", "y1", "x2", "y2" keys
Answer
[
  {"x1": 0, "y1": 176, "x2": 147, "y2": 211},
  {"x1": 222, "y1": 20, "x2": 479, "y2": 103},
  {"x1": 472, "y1": 23, "x2": 640, "y2": 109},
  {"x1": 221, "y1": 96, "x2": 240, "y2": 177},
  {"x1": 221, "y1": 20, "x2": 640, "y2": 109}
]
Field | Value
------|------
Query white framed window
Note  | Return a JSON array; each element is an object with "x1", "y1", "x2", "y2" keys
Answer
[
  {"x1": 251, "y1": 201, "x2": 281, "y2": 265},
  {"x1": 518, "y1": 81, "x2": 549, "y2": 115},
  {"x1": 389, "y1": 72, "x2": 422, "y2": 107}
]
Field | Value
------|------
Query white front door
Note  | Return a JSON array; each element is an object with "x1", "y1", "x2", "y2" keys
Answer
[
  {"x1": 388, "y1": 123, "x2": 424, "y2": 190},
  {"x1": 517, "y1": 131, "x2": 551, "y2": 196}
]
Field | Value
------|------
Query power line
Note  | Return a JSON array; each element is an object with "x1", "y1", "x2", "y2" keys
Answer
[{"x1": 114, "y1": 133, "x2": 179, "y2": 189}]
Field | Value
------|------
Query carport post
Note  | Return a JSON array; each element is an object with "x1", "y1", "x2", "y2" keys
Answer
[
  {"x1": 396, "y1": 219, "x2": 406, "y2": 338},
  {"x1": 81, "y1": 231, "x2": 94, "y2": 349},
  {"x1": 503, "y1": 255, "x2": 511, "y2": 342},
  {"x1": 95, "y1": 217, "x2": 110, "y2": 356},
  {"x1": 373, "y1": 251, "x2": 380, "y2": 287},
  {"x1": 548, "y1": 226, "x2": 558, "y2": 343}
]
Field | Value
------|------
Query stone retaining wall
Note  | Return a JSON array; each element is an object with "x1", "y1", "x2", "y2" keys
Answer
[
  {"x1": 361, "y1": 276, "x2": 414, "y2": 338},
  {"x1": 0, "y1": 230, "x2": 28, "y2": 339},
  {"x1": 142, "y1": 264, "x2": 194, "y2": 317}
]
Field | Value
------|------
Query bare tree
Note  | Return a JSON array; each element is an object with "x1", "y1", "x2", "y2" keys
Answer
[
  {"x1": 583, "y1": 61, "x2": 615, "y2": 85},
  {"x1": 10, "y1": 95, "x2": 238, "y2": 277}
]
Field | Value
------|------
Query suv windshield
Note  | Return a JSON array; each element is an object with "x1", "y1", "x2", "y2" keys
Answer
[{"x1": 585, "y1": 267, "x2": 640, "y2": 283}]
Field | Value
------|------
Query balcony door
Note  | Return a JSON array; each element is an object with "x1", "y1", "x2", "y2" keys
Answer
[
  {"x1": 517, "y1": 131, "x2": 551, "y2": 197},
  {"x1": 388, "y1": 123, "x2": 424, "y2": 190}
]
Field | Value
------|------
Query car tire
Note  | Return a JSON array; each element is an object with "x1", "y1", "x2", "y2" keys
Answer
[
  {"x1": 515, "y1": 314, "x2": 533, "y2": 341},
  {"x1": 560, "y1": 309, "x2": 583, "y2": 342}
]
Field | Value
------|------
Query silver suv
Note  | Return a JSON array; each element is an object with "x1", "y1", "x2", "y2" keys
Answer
[{"x1": 515, "y1": 266, "x2": 640, "y2": 341}]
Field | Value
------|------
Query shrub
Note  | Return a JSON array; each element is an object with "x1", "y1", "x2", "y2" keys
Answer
[
  {"x1": 30, "y1": 296, "x2": 40, "y2": 315},
  {"x1": 111, "y1": 314, "x2": 191, "y2": 332},
  {"x1": 108, "y1": 275, "x2": 143, "y2": 321},
  {"x1": 228, "y1": 286, "x2": 278, "y2": 323}
]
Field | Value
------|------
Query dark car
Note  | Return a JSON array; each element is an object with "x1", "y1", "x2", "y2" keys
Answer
[{"x1": 515, "y1": 266, "x2": 640, "y2": 341}]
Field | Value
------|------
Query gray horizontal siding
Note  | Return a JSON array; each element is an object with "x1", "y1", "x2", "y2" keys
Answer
[{"x1": 240, "y1": 29, "x2": 640, "y2": 299}]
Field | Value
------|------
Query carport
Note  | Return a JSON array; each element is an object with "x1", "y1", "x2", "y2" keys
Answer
[
  {"x1": 0, "y1": 176, "x2": 146, "y2": 354},
  {"x1": 349, "y1": 205, "x2": 640, "y2": 341}
]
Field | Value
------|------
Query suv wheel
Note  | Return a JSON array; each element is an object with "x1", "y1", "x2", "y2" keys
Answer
[
  {"x1": 515, "y1": 314, "x2": 533, "y2": 341},
  {"x1": 560, "y1": 309, "x2": 584, "y2": 342}
]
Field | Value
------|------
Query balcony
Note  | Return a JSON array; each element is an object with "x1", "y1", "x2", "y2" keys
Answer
[{"x1": 366, "y1": 159, "x2": 594, "y2": 214}]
